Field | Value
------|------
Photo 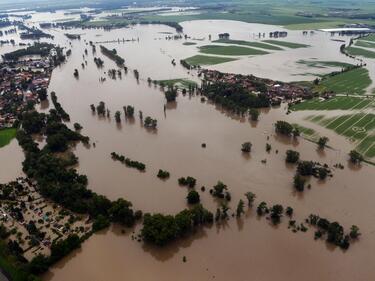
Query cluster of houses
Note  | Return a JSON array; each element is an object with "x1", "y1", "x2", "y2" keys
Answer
[
  {"x1": 0, "y1": 178, "x2": 92, "y2": 261},
  {"x1": 202, "y1": 70, "x2": 313, "y2": 105},
  {"x1": 0, "y1": 59, "x2": 52, "y2": 129}
]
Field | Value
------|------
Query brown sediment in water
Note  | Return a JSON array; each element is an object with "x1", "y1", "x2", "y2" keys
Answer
[{"x1": 1, "y1": 17, "x2": 374, "y2": 281}]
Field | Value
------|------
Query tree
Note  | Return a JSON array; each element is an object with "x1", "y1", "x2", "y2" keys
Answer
[
  {"x1": 275, "y1": 121, "x2": 293, "y2": 135},
  {"x1": 241, "y1": 142, "x2": 252, "y2": 153},
  {"x1": 212, "y1": 181, "x2": 227, "y2": 198},
  {"x1": 124, "y1": 105, "x2": 134, "y2": 118},
  {"x1": 178, "y1": 177, "x2": 196, "y2": 188},
  {"x1": 249, "y1": 108, "x2": 260, "y2": 121},
  {"x1": 115, "y1": 111, "x2": 121, "y2": 123},
  {"x1": 157, "y1": 169, "x2": 170, "y2": 179},
  {"x1": 73, "y1": 69, "x2": 79, "y2": 77},
  {"x1": 293, "y1": 173, "x2": 305, "y2": 192},
  {"x1": 108, "y1": 198, "x2": 135, "y2": 227},
  {"x1": 286, "y1": 150, "x2": 300, "y2": 163},
  {"x1": 349, "y1": 225, "x2": 361, "y2": 239},
  {"x1": 318, "y1": 137, "x2": 329, "y2": 149},
  {"x1": 236, "y1": 199, "x2": 245, "y2": 217},
  {"x1": 266, "y1": 143, "x2": 271, "y2": 152},
  {"x1": 286, "y1": 206, "x2": 293, "y2": 217},
  {"x1": 141, "y1": 214, "x2": 179, "y2": 246},
  {"x1": 144, "y1": 116, "x2": 157, "y2": 128},
  {"x1": 349, "y1": 150, "x2": 363, "y2": 164},
  {"x1": 74, "y1": 123, "x2": 82, "y2": 130},
  {"x1": 244, "y1": 192, "x2": 256, "y2": 206},
  {"x1": 256, "y1": 201, "x2": 268, "y2": 216},
  {"x1": 297, "y1": 161, "x2": 314, "y2": 176},
  {"x1": 270, "y1": 204, "x2": 283, "y2": 224},
  {"x1": 165, "y1": 87, "x2": 177, "y2": 102},
  {"x1": 187, "y1": 190, "x2": 200, "y2": 204}
]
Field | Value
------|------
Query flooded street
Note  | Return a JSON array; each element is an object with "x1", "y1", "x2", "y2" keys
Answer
[{"x1": 1, "y1": 15, "x2": 375, "y2": 281}]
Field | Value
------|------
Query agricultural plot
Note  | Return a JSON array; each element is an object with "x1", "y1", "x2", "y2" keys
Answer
[
  {"x1": 262, "y1": 40, "x2": 309, "y2": 49},
  {"x1": 346, "y1": 46, "x2": 375, "y2": 59},
  {"x1": 199, "y1": 45, "x2": 269, "y2": 56},
  {"x1": 358, "y1": 34, "x2": 375, "y2": 42},
  {"x1": 315, "y1": 68, "x2": 372, "y2": 95},
  {"x1": 213, "y1": 39, "x2": 283, "y2": 50},
  {"x1": 355, "y1": 40, "x2": 375, "y2": 49},
  {"x1": 0, "y1": 128, "x2": 17, "y2": 148},
  {"x1": 184, "y1": 55, "x2": 237, "y2": 66},
  {"x1": 306, "y1": 111, "x2": 375, "y2": 158},
  {"x1": 291, "y1": 96, "x2": 375, "y2": 111}
]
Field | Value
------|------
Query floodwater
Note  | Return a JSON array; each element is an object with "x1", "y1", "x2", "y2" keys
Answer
[{"x1": 0, "y1": 13, "x2": 374, "y2": 281}]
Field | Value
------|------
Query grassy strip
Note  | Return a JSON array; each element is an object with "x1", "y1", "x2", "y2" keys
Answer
[
  {"x1": 346, "y1": 46, "x2": 375, "y2": 59},
  {"x1": 156, "y1": 79, "x2": 197, "y2": 89},
  {"x1": 263, "y1": 39, "x2": 309, "y2": 49},
  {"x1": 184, "y1": 55, "x2": 237, "y2": 66},
  {"x1": 0, "y1": 128, "x2": 17, "y2": 148},
  {"x1": 291, "y1": 97, "x2": 374, "y2": 111},
  {"x1": 182, "y1": 42, "x2": 197, "y2": 46},
  {"x1": 358, "y1": 34, "x2": 375, "y2": 42},
  {"x1": 199, "y1": 45, "x2": 268, "y2": 56},
  {"x1": 296, "y1": 59, "x2": 353, "y2": 69},
  {"x1": 315, "y1": 68, "x2": 372, "y2": 95},
  {"x1": 213, "y1": 39, "x2": 283, "y2": 50}
]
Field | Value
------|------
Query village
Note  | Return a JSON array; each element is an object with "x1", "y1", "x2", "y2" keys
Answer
[
  {"x1": 0, "y1": 57, "x2": 54, "y2": 129},
  {"x1": 201, "y1": 69, "x2": 320, "y2": 106},
  {"x1": 0, "y1": 177, "x2": 92, "y2": 261}
]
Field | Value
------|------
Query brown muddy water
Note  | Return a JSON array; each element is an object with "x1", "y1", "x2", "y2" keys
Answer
[{"x1": 0, "y1": 16, "x2": 374, "y2": 281}]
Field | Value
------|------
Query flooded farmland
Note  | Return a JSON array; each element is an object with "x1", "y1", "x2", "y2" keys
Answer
[{"x1": 1, "y1": 13, "x2": 375, "y2": 281}]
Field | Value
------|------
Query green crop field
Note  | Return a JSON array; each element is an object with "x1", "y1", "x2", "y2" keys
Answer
[
  {"x1": 199, "y1": 45, "x2": 269, "y2": 56},
  {"x1": 306, "y1": 112, "x2": 375, "y2": 158},
  {"x1": 184, "y1": 55, "x2": 237, "y2": 66},
  {"x1": 358, "y1": 34, "x2": 375, "y2": 42},
  {"x1": 316, "y1": 68, "x2": 372, "y2": 95},
  {"x1": 346, "y1": 46, "x2": 375, "y2": 59},
  {"x1": 291, "y1": 97, "x2": 375, "y2": 111},
  {"x1": 213, "y1": 39, "x2": 283, "y2": 50},
  {"x1": 355, "y1": 40, "x2": 375, "y2": 49},
  {"x1": 262, "y1": 40, "x2": 309, "y2": 49},
  {"x1": 0, "y1": 128, "x2": 17, "y2": 148}
]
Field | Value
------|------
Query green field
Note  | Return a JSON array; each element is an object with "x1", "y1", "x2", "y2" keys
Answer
[
  {"x1": 199, "y1": 45, "x2": 269, "y2": 56},
  {"x1": 346, "y1": 46, "x2": 375, "y2": 59},
  {"x1": 355, "y1": 40, "x2": 375, "y2": 49},
  {"x1": 291, "y1": 97, "x2": 375, "y2": 111},
  {"x1": 156, "y1": 78, "x2": 197, "y2": 89},
  {"x1": 213, "y1": 39, "x2": 283, "y2": 50},
  {"x1": 296, "y1": 60, "x2": 353, "y2": 69},
  {"x1": 0, "y1": 128, "x2": 17, "y2": 148},
  {"x1": 316, "y1": 68, "x2": 372, "y2": 95},
  {"x1": 306, "y1": 113, "x2": 375, "y2": 158},
  {"x1": 184, "y1": 55, "x2": 237, "y2": 66},
  {"x1": 263, "y1": 40, "x2": 310, "y2": 49},
  {"x1": 358, "y1": 34, "x2": 375, "y2": 42}
]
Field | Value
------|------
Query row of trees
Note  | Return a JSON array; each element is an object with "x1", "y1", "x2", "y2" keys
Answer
[
  {"x1": 100, "y1": 45, "x2": 125, "y2": 66},
  {"x1": 111, "y1": 152, "x2": 146, "y2": 171}
]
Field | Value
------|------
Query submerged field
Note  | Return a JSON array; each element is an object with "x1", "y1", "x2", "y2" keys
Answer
[{"x1": 306, "y1": 112, "x2": 375, "y2": 158}]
